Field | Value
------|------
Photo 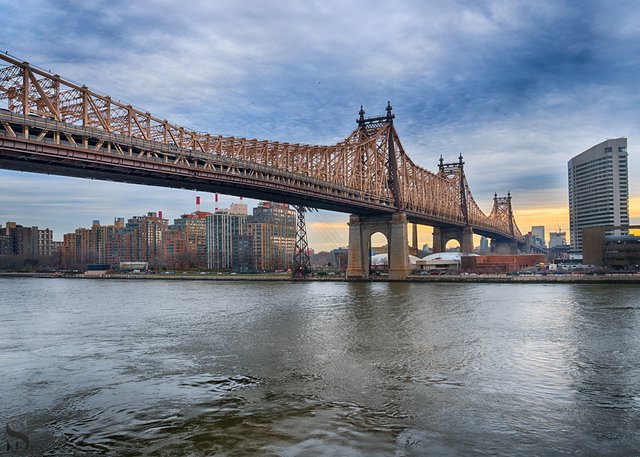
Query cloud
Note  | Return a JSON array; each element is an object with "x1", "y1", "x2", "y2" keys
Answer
[
  {"x1": 0, "y1": 171, "x2": 255, "y2": 239},
  {"x1": 1, "y1": 0, "x2": 639, "y2": 247}
]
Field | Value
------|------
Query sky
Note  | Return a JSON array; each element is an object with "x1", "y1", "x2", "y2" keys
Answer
[{"x1": 1, "y1": 0, "x2": 639, "y2": 251}]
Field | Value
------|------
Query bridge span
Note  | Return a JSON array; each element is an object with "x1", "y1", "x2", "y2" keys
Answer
[{"x1": 0, "y1": 53, "x2": 526, "y2": 279}]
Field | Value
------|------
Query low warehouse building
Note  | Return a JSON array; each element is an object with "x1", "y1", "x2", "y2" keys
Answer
[{"x1": 461, "y1": 254, "x2": 547, "y2": 274}]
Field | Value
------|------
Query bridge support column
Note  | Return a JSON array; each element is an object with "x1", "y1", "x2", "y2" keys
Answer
[
  {"x1": 432, "y1": 227, "x2": 444, "y2": 253},
  {"x1": 346, "y1": 212, "x2": 410, "y2": 280},
  {"x1": 433, "y1": 226, "x2": 472, "y2": 253},
  {"x1": 388, "y1": 212, "x2": 410, "y2": 281},
  {"x1": 461, "y1": 226, "x2": 474, "y2": 254},
  {"x1": 346, "y1": 215, "x2": 366, "y2": 279}
]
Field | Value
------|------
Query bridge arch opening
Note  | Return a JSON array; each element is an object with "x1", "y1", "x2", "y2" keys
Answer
[
  {"x1": 445, "y1": 239, "x2": 461, "y2": 252},
  {"x1": 369, "y1": 231, "x2": 389, "y2": 276}
]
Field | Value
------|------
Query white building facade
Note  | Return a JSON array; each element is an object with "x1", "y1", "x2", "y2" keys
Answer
[
  {"x1": 206, "y1": 203, "x2": 248, "y2": 270},
  {"x1": 568, "y1": 138, "x2": 629, "y2": 253}
]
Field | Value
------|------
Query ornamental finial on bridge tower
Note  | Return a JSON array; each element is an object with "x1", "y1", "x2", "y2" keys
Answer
[
  {"x1": 386, "y1": 101, "x2": 393, "y2": 121},
  {"x1": 438, "y1": 155, "x2": 444, "y2": 170},
  {"x1": 458, "y1": 154, "x2": 464, "y2": 166},
  {"x1": 357, "y1": 105, "x2": 365, "y2": 126}
]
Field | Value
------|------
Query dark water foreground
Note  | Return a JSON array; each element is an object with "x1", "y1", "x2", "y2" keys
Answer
[{"x1": 1, "y1": 278, "x2": 639, "y2": 456}]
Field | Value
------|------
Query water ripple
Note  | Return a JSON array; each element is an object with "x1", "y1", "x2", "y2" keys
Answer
[{"x1": 2, "y1": 279, "x2": 640, "y2": 455}]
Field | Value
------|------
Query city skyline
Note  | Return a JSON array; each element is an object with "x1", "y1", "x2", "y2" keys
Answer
[
  {"x1": 1, "y1": 0, "x2": 639, "y2": 251},
  {"x1": 31, "y1": 200, "x2": 298, "y2": 273},
  {"x1": 0, "y1": 195, "x2": 575, "y2": 252}
]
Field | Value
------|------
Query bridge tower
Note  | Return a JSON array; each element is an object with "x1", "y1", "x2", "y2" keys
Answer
[
  {"x1": 346, "y1": 103, "x2": 410, "y2": 280},
  {"x1": 411, "y1": 223, "x2": 419, "y2": 255},
  {"x1": 489, "y1": 192, "x2": 519, "y2": 254},
  {"x1": 432, "y1": 154, "x2": 474, "y2": 254}
]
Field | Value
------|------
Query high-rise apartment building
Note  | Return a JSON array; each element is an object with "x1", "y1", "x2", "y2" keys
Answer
[
  {"x1": 62, "y1": 228, "x2": 91, "y2": 266},
  {"x1": 123, "y1": 212, "x2": 168, "y2": 266},
  {"x1": 37, "y1": 228, "x2": 54, "y2": 256},
  {"x1": 247, "y1": 202, "x2": 296, "y2": 272},
  {"x1": 61, "y1": 218, "x2": 126, "y2": 268},
  {"x1": 206, "y1": 203, "x2": 248, "y2": 270},
  {"x1": 54, "y1": 200, "x2": 295, "y2": 271},
  {"x1": 568, "y1": 138, "x2": 629, "y2": 253},
  {"x1": 0, "y1": 224, "x2": 10, "y2": 255},
  {"x1": 1, "y1": 222, "x2": 57, "y2": 269},
  {"x1": 164, "y1": 229, "x2": 187, "y2": 268},
  {"x1": 4, "y1": 224, "x2": 55, "y2": 258},
  {"x1": 170, "y1": 210, "x2": 211, "y2": 267}
]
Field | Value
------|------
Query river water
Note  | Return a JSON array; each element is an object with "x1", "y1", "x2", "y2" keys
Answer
[{"x1": 1, "y1": 278, "x2": 639, "y2": 456}]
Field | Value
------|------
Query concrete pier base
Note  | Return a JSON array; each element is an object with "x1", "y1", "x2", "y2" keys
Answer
[
  {"x1": 346, "y1": 212, "x2": 410, "y2": 280},
  {"x1": 432, "y1": 226, "x2": 475, "y2": 254}
]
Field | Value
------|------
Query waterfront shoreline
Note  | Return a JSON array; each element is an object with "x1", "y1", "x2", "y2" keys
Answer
[{"x1": 1, "y1": 271, "x2": 639, "y2": 284}]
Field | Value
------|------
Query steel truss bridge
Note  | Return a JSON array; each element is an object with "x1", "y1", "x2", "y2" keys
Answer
[{"x1": 0, "y1": 53, "x2": 529, "y2": 277}]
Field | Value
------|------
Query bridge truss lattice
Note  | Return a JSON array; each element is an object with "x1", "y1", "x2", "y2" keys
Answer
[{"x1": 0, "y1": 53, "x2": 521, "y2": 242}]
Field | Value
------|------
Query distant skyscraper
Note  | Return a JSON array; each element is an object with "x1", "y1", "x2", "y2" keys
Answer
[
  {"x1": 531, "y1": 226, "x2": 546, "y2": 248},
  {"x1": 479, "y1": 236, "x2": 489, "y2": 253},
  {"x1": 568, "y1": 138, "x2": 629, "y2": 253}
]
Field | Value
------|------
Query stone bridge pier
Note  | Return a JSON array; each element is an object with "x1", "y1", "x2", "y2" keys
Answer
[
  {"x1": 432, "y1": 226, "x2": 474, "y2": 253},
  {"x1": 346, "y1": 212, "x2": 410, "y2": 280}
]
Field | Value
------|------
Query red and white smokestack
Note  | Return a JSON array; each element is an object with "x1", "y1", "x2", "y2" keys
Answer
[
  {"x1": 196, "y1": 196, "x2": 201, "y2": 212},
  {"x1": 240, "y1": 196, "x2": 244, "y2": 201},
  {"x1": 158, "y1": 210, "x2": 163, "y2": 220},
  {"x1": 215, "y1": 193, "x2": 219, "y2": 212}
]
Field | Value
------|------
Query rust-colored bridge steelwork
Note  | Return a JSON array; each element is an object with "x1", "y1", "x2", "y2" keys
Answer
[{"x1": 0, "y1": 53, "x2": 524, "y2": 278}]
